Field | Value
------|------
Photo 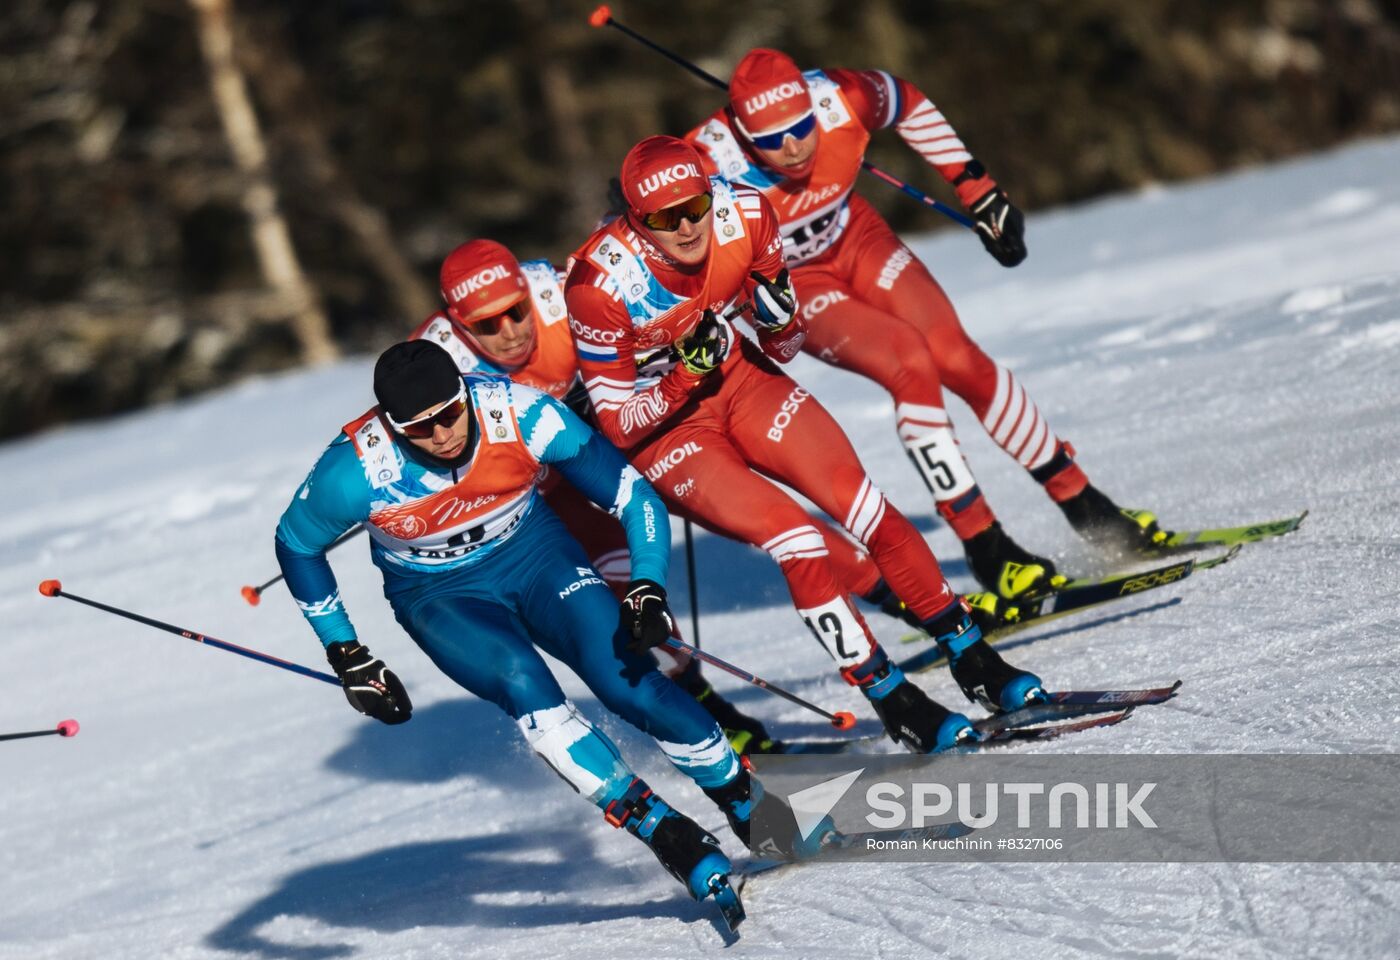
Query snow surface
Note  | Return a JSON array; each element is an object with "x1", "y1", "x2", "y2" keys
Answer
[{"x1": 4, "y1": 137, "x2": 1400, "y2": 959}]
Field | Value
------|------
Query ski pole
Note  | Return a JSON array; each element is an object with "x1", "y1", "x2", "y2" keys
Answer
[
  {"x1": 663, "y1": 637, "x2": 856, "y2": 730},
  {"x1": 242, "y1": 524, "x2": 366, "y2": 606},
  {"x1": 683, "y1": 518, "x2": 701, "y2": 647},
  {"x1": 0, "y1": 719, "x2": 79, "y2": 743},
  {"x1": 587, "y1": 6, "x2": 975, "y2": 230},
  {"x1": 38, "y1": 580, "x2": 340, "y2": 686}
]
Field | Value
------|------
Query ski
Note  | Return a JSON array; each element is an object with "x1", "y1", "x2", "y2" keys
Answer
[
  {"x1": 897, "y1": 549, "x2": 1239, "y2": 673},
  {"x1": 1161, "y1": 510, "x2": 1307, "y2": 550},
  {"x1": 707, "y1": 875, "x2": 745, "y2": 932},
  {"x1": 769, "y1": 697, "x2": 1150, "y2": 755},
  {"x1": 966, "y1": 706, "x2": 1134, "y2": 748}
]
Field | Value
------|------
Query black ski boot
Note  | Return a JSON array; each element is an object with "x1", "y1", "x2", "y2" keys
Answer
[
  {"x1": 606, "y1": 778, "x2": 733, "y2": 900},
  {"x1": 1059, "y1": 483, "x2": 1170, "y2": 560},
  {"x1": 677, "y1": 664, "x2": 776, "y2": 756},
  {"x1": 703, "y1": 768, "x2": 756, "y2": 846},
  {"x1": 924, "y1": 601, "x2": 1046, "y2": 713},
  {"x1": 854, "y1": 651, "x2": 973, "y2": 753},
  {"x1": 962, "y1": 521, "x2": 1058, "y2": 599}
]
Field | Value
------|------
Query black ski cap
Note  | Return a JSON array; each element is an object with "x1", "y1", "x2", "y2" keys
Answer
[{"x1": 373, "y1": 340, "x2": 463, "y2": 422}]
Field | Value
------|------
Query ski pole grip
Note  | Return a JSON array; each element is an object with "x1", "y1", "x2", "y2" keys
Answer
[{"x1": 39, "y1": 579, "x2": 62, "y2": 597}]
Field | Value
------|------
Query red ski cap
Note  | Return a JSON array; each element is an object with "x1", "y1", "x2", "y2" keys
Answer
[
  {"x1": 620, "y1": 135, "x2": 710, "y2": 216},
  {"x1": 439, "y1": 239, "x2": 529, "y2": 325},
  {"x1": 729, "y1": 48, "x2": 811, "y2": 137}
]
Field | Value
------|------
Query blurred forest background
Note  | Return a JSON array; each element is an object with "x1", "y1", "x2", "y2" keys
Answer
[{"x1": 2, "y1": 0, "x2": 1398, "y2": 439}]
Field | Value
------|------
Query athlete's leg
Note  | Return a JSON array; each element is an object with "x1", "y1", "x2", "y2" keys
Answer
[
  {"x1": 839, "y1": 198, "x2": 1089, "y2": 502},
  {"x1": 720, "y1": 347, "x2": 959, "y2": 624},
  {"x1": 393, "y1": 587, "x2": 647, "y2": 810},
  {"x1": 543, "y1": 477, "x2": 693, "y2": 679},
  {"x1": 633, "y1": 413, "x2": 896, "y2": 688},
  {"x1": 514, "y1": 515, "x2": 741, "y2": 791},
  {"x1": 792, "y1": 266, "x2": 995, "y2": 542}
]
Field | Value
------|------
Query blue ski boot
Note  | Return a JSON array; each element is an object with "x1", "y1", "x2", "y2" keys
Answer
[
  {"x1": 925, "y1": 600, "x2": 1047, "y2": 712},
  {"x1": 852, "y1": 650, "x2": 974, "y2": 753},
  {"x1": 605, "y1": 779, "x2": 735, "y2": 902}
]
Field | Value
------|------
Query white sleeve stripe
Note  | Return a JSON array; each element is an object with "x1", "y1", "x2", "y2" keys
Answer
[
  {"x1": 911, "y1": 137, "x2": 968, "y2": 154},
  {"x1": 524, "y1": 402, "x2": 566, "y2": 458},
  {"x1": 611, "y1": 465, "x2": 641, "y2": 515},
  {"x1": 585, "y1": 374, "x2": 635, "y2": 389},
  {"x1": 983, "y1": 366, "x2": 1012, "y2": 431},
  {"x1": 925, "y1": 149, "x2": 973, "y2": 164},
  {"x1": 897, "y1": 115, "x2": 950, "y2": 133},
  {"x1": 899, "y1": 105, "x2": 942, "y2": 123},
  {"x1": 901, "y1": 124, "x2": 957, "y2": 142}
]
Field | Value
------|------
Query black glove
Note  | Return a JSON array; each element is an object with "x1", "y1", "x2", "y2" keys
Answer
[
  {"x1": 749, "y1": 268, "x2": 797, "y2": 330},
  {"x1": 619, "y1": 579, "x2": 675, "y2": 656},
  {"x1": 676, "y1": 310, "x2": 730, "y2": 376},
  {"x1": 968, "y1": 188, "x2": 1027, "y2": 267},
  {"x1": 326, "y1": 641, "x2": 412, "y2": 725}
]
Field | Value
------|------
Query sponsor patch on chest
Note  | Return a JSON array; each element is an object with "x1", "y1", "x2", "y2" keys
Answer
[{"x1": 475, "y1": 382, "x2": 519, "y2": 444}]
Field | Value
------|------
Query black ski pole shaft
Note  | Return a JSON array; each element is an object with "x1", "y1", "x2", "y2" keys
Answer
[
  {"x1": 242, "y1": 524, "x2": 366, "y2": 605},
  {"x1": 683, "y1": 518, "x2": 701, "y2": 647},
  {"x1": 587, "y1": 6, "x2": 974, "y2": 230},
  {"x1": 38, "y1": 580, "x2": 340, "y2": 686},
  {"x1": 663, "y1": 638, "x2": 855, "y2": 730},
  {"x1": 0, "y1": 719, "x2": 79, "y2": 742}
]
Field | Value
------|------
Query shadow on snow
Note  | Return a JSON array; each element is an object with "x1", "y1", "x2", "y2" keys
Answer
[{"x1": 204, "y1": 829, "x2": 711, "y2": 959}]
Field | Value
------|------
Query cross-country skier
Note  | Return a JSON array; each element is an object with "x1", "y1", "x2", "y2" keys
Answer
[
  {"x1": 274, "y1": 339, "x2": 752, "y2": 910},
  {"x1": 683, "y1": 49, "x2": 1171, "y2": 599},
  {"x1": 564, "y1": 134, "x2": 1053, "y2": 753},
  {"x1": 411, "y1": 236, "x2": 829, "y2": 754}
]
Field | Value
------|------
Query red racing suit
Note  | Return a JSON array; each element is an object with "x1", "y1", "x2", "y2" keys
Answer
[
  {"x1": 416, "y1": 254, "x2": 879, "y2": 674},
  {"x1": 686, "y1": 68, "x2": 1090, "y2": 541},
  {"x1": 565, "y1": 177, "x2": 957, "y2": 683}
]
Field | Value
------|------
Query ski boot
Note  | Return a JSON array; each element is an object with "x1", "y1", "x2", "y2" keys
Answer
[
  {"x1": 606, "y1": 778, "x2": 738, "y2": 906},
  {"x1": 703, "y1": 768, "x2": 756, "y2": 846},
  {"x1": 1059, "y1": 483, "x2": 1171, "y2": 560},
  {"x1": 963, "y1": 591, "x2": 1015, "y2": 636},
  {"x1": 677, "y1": 664, "x2": 776, "y2": 756},
  {"x1": 853, "y1": 650, "x2": 974, "y2": 753},
  {"x1": 962, "y1": 521, "x2": 1059, "y2": 599},
  {"x1": 924, "y1": 600, "x2": 1046, "y2": 713}
]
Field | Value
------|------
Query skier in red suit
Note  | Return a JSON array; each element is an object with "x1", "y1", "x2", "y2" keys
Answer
[
  {"x1": 684, "y1": 49, "x2": 1171, "y2": 602},
  {"x1": 414, "y1": 237, "x2": 875, "y2": 754},
  {"x1": 564, "y1": 134, "x2": 1054, "y2": 753}
]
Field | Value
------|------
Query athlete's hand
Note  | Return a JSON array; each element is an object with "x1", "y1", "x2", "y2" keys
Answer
[
  {"x1": 968, "y1": 188, "x2": 1027, "y2": 267},
  {"x1": 676, "y1": 311, "x2": 730, "y2": 376},
  {"x1": 620, "y1": 579, "x2": 675, "y2": 655},
  {"x1": 326, "y1": 642, "x2": 412, "y2": 724},
  {"x1": 749, "y1": 269, "x2": 797, "y2": 330}
]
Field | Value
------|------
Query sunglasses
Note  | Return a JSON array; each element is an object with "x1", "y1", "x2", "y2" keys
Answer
[
  {"x1": 642, "y1": 192, "x2": 713, "y2": 232},
  {"x1": 465, "y1": 299, "x2": 531, "y2": 337},
  {"x1": 386, "y1": 383, "x2": 469, "y2": 439},
  {"x1": 747, "y1": 111, "x2": 817, "y2": 151}
]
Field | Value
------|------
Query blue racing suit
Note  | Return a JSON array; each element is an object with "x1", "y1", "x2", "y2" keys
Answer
[{"x1": 276, "y1": 374, "x2": 739, "y2": 806}]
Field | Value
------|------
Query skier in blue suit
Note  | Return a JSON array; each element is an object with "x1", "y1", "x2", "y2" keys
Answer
[{"x1": 275, "y1": 340, "x2": 752, "y2": 908}]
